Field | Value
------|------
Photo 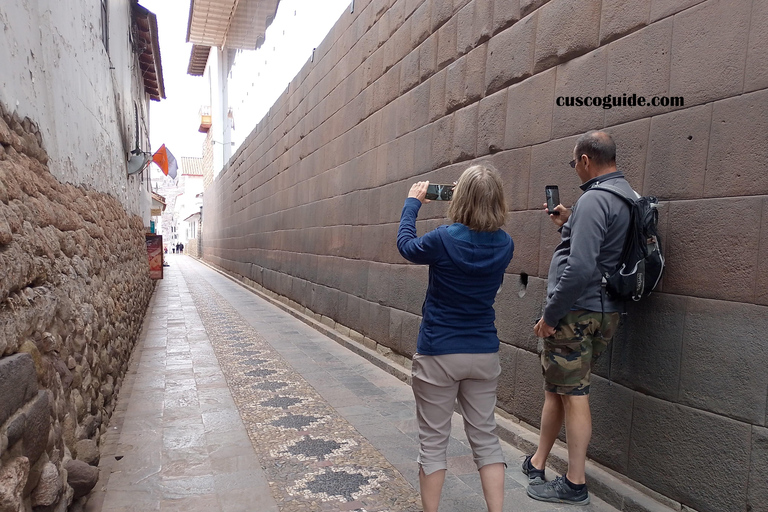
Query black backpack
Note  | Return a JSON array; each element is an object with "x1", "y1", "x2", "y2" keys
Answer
[{"x1": 592, "y1": 184, "x2": 665, "y2": 301}]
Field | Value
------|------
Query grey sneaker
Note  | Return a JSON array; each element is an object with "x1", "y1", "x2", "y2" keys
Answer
[
  {"x1": 527, "y1": 475, "x2": 590, "y2": 505},
  {"x1": 521, "y1": 455, "x2": 546, "y2": 484}
]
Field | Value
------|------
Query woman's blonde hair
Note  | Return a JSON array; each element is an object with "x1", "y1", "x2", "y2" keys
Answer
[{"x1": 447, "y1": 164, "x2": 507, "y2": 232}]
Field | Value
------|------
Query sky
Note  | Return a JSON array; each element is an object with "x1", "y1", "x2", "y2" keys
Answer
[{"x1": 139, "y1": 0, "x2": 350, "y2": 178}]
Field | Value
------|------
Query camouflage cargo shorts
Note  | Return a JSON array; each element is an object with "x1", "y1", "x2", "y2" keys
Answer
[{"x1": 541, "y1": 310, "x2": 620, "y2": 396}]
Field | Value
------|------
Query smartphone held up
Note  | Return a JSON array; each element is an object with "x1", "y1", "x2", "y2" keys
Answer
[
  {"x1": 425, "y1": 184, "x2": 455, "y2": 201},
  {"x1": 545, "y1": 185, "x2": 560, "y2": 215}
]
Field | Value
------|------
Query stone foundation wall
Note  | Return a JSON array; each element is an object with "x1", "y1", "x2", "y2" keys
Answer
[
  {"x1": 201, "y1": 0, "x2": 768, "y2": 510},
  {"x1": 0, "y1": 104, "x2": 154, "y2": 512}
]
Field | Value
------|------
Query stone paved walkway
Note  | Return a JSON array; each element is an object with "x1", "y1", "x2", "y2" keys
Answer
[{"x1": 91, "y1": 255, "x2": 619, "y2": 512}]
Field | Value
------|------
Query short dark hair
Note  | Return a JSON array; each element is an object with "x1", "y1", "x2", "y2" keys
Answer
[{"x1": 575, "y1": 130, "x2": 616, "y2": 167}]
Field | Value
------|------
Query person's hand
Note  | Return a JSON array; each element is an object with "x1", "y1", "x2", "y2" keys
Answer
[
  {"x1": 542, "y1": 202, "x2": 570, "y2": 227},
  {"x1": 534, "y1": 317, "x2": 556, "y2": 338},
  {"x1": 409, "y1": 181, "x2": 430, "y2": 203}
]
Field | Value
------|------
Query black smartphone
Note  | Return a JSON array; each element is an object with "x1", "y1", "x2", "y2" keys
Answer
[
  {"x1": 545, "y1": 185, "x2": 560, "y2": 215},
  {"x1": 425, "y1": 184, "x2": 455, "y2": 201}
]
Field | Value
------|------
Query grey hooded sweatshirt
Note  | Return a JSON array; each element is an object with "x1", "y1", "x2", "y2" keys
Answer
[{"x1": 542, "y1": 171, "x2": 635, "y2": 327}]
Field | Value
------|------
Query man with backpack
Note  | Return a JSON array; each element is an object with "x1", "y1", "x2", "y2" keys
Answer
[{"x1": 524, "y1": 131, "x2": 643, "y2": 505}]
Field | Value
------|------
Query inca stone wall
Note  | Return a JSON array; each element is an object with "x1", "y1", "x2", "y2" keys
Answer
[
  {"x1": 0, "y1": 103, "x2": 153, "y2": 512},
  {"x1": 201, "y1": 0, "x2": 768, "y2": 510}
]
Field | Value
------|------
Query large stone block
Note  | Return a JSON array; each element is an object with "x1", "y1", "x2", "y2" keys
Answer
[
  {"x1": 589, "y1": 376, "x2": 633, "y2": 473},
  {"x1": 492, "y1": 0, "x2": 520, "y2": 34},
  {"x1": 0, "y1": 353, "x2": 38, "y2": 427},
  {"x1": 410, "y1": 81, "x2": 431, "y2": 133},
  {"x1": 428, "y1": 68, "x2": 447, "y2": 121},
  {"x1": 649, "y1": 0, "x2": 705, "y2": 22},
  {"x1": 394, "y1": 308, "x2": 421, "y2": 356},
  {"x1": 475, "y1": 92, "x2": 506, "y2": 158},
  {"x1": 611, "y1": 293, "x2": 686, "y2": 402},
  {"x1": 395, "y1": 93, "x2": 413, "y2": 138},
  {"x1": 404, "y1": 264, "x2": 429, "y2": 316},
  {"x1": 669, "y1": 0, "x2": 751, "y2": 107},
  {"x1": 537, "y1": 212, "x2": 562, "y2": 279},
  {"x1": 663, "y1": 197, "x2": 761, "y2": 303},
  {"x1": 551, "y1": 47, "x2": 607, "y2": 139},
  {"x1": 489, "y1": 147, "x2": 530, "y2": 211},
  {"x1": 504, "y1": 68, "x2": 557, "y2": 150},
  {"x1": 512, "y1": 349, "x2": 545, "y2": 426},
  {"x1": 533, "y1": 0, "x2": 601, "y2": 73},
  {"x1": 599, "y1": 0, "x2": 650, "y2": 44},
  {"x1": 437, "y1": 16, "x2": 458, "y2": 69},
  {"x1": 445, "y1": 57, "x2": 467, "y2": 113},
  {"x1": 419, "y1": 34, "x2": 439, "y2": 81},
  {"x1": 749, "y1": 426, "x2": 768, "y2": 510},
  {"x1": 607, "y1": 117, "x2": 649, "y2": 194},
  {"x1": 759, "y1": 199, "x2": 768, "y2": 307},
  {"x1": 502, "y1": 210, "x2": 540, "y2": 277},
  {"x1": 464, "y1": 44, "x2": 486, "y2": 103},
  {"x1": 484, "y1": 12, "x2": 536, "y2": 95},
  {"x1": 368, "y1": 303, "x2": 393, "y2": 346},
  {"x1": 745, "y1": 0, "x2": 768, "y2": 93},
  {"x1": 604, "y1": 19, "x2": 674, "y2": 128},
  {"x1": 496, "y1": 343, "x2": 518, "y2": 412},
  {"x1": 473, "y1": 0, "x2": 493, "y2": 43},
  {"x1": 65, "y1": 459, "x2": 99, "y2": 499},
  {"x1": 456, "y1": 1, "x2": 475, "y2": 56},
  {"x1": 411, "y1": 1, "x2": 431, "y2": 46},
  {"x1": 22, "y1": 391, "x2": 51, "y2": 465},
  {"x1": 527, "y1": 135, "x2": 581, "y2": 210},
  {"x1": 400, "y1": 49, "x2": 421, "y2": 94},
  {"x1": 495, "y1": 274, "x2": 546, "y2": 353},
  {"x1": 644, "y1": 104, "x2": 710, "y2": 200},
  {"x1": 431, "y1": 115, "x2": 455, "y2": 169},
  {"x1": 431, "y1": 0, "x2": 454, "y2": 32},
  {"x1": 413, "y1": 124, "x2": 434, "y2": 175},
  {"x1": 628, "y1": 394, "x2": 751, "y2": 512},
  {"x1": 452, "y1": 103, "x2": 478, "y2": 162},
  {"x1": 704, "y1": 89, "x2": 768, "y2": 198},
  {"x1": 520, "y1": 0, "x2": 549, "y2": 16},
  {"x1": 678, "y1": 298, "x2": 768, "y2": 424}
]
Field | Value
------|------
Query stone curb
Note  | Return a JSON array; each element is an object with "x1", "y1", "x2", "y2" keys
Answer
[{"x1": 197, "y1": 259, "x2": 682, "y2": 512}]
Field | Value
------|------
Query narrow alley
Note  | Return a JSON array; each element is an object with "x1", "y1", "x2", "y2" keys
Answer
[{"x1": 86, "y1": 255, "x2": 619, "y2": 512}]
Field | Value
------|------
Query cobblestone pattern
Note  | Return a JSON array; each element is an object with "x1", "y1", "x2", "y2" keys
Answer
[{"x1": 184, "y1": 270, "x2": 422, "y2": 512}]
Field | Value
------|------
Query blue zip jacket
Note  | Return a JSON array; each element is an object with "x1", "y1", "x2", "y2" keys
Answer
[{"x1": 397, "y1": 198, "x2": 514, "y2": 355}]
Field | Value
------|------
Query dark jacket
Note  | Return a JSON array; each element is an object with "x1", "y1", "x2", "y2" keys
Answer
[
  {"x1": 543, "y1": 171, "x2": 634, "y2": 326},
  {"x1": 397, "y1": 198, "x2": 514, "y2": 355}
]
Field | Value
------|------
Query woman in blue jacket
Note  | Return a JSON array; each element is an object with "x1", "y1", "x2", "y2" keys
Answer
[{"x1": 397, "y1": 164, "x2": 514, "y2": 512}]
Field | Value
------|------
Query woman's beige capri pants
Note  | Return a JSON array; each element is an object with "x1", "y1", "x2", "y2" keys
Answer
[{"x1": 411, "y1": 352, "x2": 505, "y2": 475}]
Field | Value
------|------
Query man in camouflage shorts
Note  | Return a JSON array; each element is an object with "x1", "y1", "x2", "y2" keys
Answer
[
  {"x1": 541, "y1": 310, "x2": 619, "y2": 396},
  {"x1": 526, "y1": 131, "x2": 636, "y2": 505}
]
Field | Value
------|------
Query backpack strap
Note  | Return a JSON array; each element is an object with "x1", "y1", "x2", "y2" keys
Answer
[{"x1": 590, "y1": 183, "x2": 640, "y2": 206}]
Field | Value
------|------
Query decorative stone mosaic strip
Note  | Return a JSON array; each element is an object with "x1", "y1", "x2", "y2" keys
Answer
[{"x1": 183, "y1": 271, "x2": 421, "y2": 512}]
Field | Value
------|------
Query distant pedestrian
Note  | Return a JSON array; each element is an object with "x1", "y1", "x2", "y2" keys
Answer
[
  {"x1": 179, "y1": 243, "x2": 184, "y2": 254},
  {"x1": 397, "y1": 164, "x2": 514, "y2": 512},
  {"x1": 526, "y1": 130, "x2": 635, "y2": 505},
  {"x1": 171, "y1": 246, "x2": 175, "y2": 254}
]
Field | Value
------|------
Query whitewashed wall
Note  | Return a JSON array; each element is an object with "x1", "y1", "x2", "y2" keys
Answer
[{"x1": 0, "y1": 0, "x2": 153, "y2": 221}]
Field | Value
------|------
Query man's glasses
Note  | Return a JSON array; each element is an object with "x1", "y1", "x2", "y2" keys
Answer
[{"x1": 569, "y1": 159, "x2": 576, "y2": 168}]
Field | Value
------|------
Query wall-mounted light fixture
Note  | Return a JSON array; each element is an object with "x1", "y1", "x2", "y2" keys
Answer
[{"x1": 350, "y1": 0, "x2": 354, "y2": 13}]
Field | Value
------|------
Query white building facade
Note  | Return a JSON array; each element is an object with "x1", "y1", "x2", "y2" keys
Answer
[{"x1": 0, "y1": 0, "x2": 165, "y2": 223}]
